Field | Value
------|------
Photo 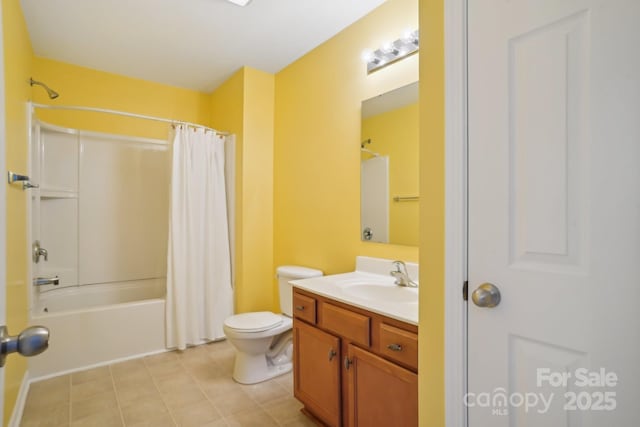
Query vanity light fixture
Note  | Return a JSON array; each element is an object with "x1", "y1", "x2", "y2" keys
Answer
[
  {"x1": 362, "y1": 29, "x2": 419, "y2": 74},
  {"x1": 226, "y1": 0, "x2": 252, "y2": 6}
]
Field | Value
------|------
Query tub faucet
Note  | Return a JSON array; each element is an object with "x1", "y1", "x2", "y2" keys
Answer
[
  {"x1": 33, "y1": 240, "x2": 48, "y2": 263},
  {"x1": 33, "y1": 276, "x2": 59, "y2": 286},
  {"x1": 390, "y1": 260, "x2": 418, "y2": 288}
]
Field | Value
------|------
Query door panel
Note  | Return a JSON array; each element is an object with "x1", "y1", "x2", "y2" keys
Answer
[
  {"x1": 346, "y1": 344, "x2": 417, "y2": 427},
  {"x1": 293, "y1": 320, "x2": 341, "y2": 426},
  {"x1": 468, "y1": 0, "x2": 640, "y2": 425}
]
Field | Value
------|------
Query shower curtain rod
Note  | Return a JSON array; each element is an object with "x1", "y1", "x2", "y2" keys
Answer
[{"x1": 30, "y1": 102, "x2": 229, "y2": 135}]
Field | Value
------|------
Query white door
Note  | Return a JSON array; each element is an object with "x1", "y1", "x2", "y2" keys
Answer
[{"x1": 468, "y1": 0, "x2": 640, "y2": 425}]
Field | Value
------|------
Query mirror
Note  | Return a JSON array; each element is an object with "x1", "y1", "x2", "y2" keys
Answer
[{"x1": 360, "y1": 81, "x2": 418, "y2": 246}]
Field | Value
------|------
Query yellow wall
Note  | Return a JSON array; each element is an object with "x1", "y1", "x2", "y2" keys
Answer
[
  {"x1": 419, "y1": 0, "x2": 445, "y2": 425},
  {"x1": 210, "y1": 69, "x2": 246, "y2": 312},
  {"x1": 240, "y1": 68, "x2": 275, "y2": 312},
  {"x1": 2, "y1": 0, "x2": 33, "y2": 423},
  {"x1": 211, "y1": 67, "x2": 276, "y2": 313},
  {"x1": 32, "y1": 57, "x2": 210, "y2": 140},
  {"x1": 361, "y1": 102, "x2": 419, "y2": 246},
  {"x1": 1, "y1": 0, "x2": 33, "y2": 425},
  {"x1": 274, "y1": 0, "x2": 419, "y2": 277}
]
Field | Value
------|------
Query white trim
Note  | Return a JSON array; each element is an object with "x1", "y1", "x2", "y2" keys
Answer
[
  {"x1": 444, "y1": 0, "x2": 468, "y2": 426},
  {"x1": 8, "y1": 372, "x2": 29, "y2": 427}
]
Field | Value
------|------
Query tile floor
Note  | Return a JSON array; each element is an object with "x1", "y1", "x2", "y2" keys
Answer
[{"x1": 20, "y1": 340, "x2": 317, "y2": 427}]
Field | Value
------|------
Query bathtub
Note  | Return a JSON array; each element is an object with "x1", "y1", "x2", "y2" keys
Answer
[{"x1": 29, "y1": 279, "x2": 167, "y2": 379}]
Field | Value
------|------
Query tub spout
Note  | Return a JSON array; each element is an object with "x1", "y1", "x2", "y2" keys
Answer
[{"x1": 33, "y1": 276, "x2": 59, "y2": 286}]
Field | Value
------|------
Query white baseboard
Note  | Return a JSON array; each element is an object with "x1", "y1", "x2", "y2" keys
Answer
[{"x1": 8, "y1": 371, "x2": 30, "y2": 427}]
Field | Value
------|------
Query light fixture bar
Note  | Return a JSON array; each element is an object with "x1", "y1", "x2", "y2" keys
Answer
[
  {"x1": 226, "y1": 0, "x2": 252, "y2": 6},
  {"x1": 363, "y1": 29, "x2": 419, "y2": 74}
]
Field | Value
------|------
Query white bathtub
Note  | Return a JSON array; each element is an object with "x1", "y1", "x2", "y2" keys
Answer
[{"x1": 29, "y1": 279, "x2": 167, "y2": 379}]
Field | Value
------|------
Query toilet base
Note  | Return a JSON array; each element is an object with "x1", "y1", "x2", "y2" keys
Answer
[{"x1": 232, "y1": 352, "x2": 293, "y2": 384}]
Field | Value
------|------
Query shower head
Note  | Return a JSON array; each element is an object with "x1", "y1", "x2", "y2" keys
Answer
[{"x1": 29, "y1": 78, "x2": 59, "y2": 99}]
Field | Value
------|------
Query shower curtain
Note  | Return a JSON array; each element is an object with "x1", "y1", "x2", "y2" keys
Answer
[{"x1": 166, "y1": 126, "x2": 233, "y2": 350}]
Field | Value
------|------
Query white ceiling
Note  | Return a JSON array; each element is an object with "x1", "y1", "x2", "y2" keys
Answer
[{"x1": 20, "y1": 0, "x2": 387, "y2": 93}]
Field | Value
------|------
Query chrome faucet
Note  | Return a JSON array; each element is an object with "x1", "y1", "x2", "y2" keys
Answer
[
  {"x1": 33, "y1": 276, "x2": 59, "y2": 286},
  {"x1": 390, "y1": 260, "x2": 418, "y2": 288},
  {"x1": 33, "y1": 241, "x2": 48, "y2": 263}
]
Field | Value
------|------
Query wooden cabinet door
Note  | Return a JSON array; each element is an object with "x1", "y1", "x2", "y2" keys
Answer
[
  {"x1": 293, "y1": 320, "x2": 341, "y2": 427},
  {"x1": 346, "y1": 344, "x2": 418, "y2": 427}
]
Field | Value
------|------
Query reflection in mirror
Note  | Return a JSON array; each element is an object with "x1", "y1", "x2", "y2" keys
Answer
[{"x1": 360, "y1": 81, "x2": 418, "y2": 246}]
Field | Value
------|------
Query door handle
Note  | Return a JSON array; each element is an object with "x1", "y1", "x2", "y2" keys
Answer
[
  {"x1": 471, "y1": 282, "x2": 501, "y2": 308},
  {"x1": 0, "y1": 325, "x2": 50, "y2": 367}
]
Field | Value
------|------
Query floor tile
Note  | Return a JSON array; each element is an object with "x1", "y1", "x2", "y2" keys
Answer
[
  {"x1": 124, "y1": 413, "x2": 176, "y2": 427},
  {"x1": 262, "y1": 396, "x2": 305, "y2": 425},
  {"x1": 209, "y1": 389, "x2": 256, "y2": 417},
  {"x1": 70, "y1": 410, "x2": 123, "y2": 427},
  {"x1": 20, "y1": 404, "x2": 69, "y2": 427},
  {"x1": 169, "y1": 400, "x2": 222, "y2": 427},
  {"x1": 71, "y1": 366, "x2": 111, "y2": 385},
  {"x1": 114, "y1": 380, "x2": 159, "y2": 404},
  {"x1": 71, "y1": 390, "x2": 118, "y2": 421},
  {"x1": 240, "y1": 380, "x2": 289, "y2": 404},
  {"x1": 160, "y1": 385, "x2": 207, "y2": 412},
  {"x1": 21, "y1": 340, "x2": 306, "y2": 427},
  {"x1": 71, "y1": 377, "x2": 115, "y2": 403},
  {"x1": 224, "y1": 408, "x2": 279, "y2": 427},
  {"x1": 26, "y1": 376, "x2": 70, "y2": 411},
  {"x1": 120, "y1": 394, "x2": 169, "y2": 425}
]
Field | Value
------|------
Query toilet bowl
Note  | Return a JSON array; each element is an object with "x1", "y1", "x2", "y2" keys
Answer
[{"x1": 223, "y1": 266, "x2": 322, "y2": 384}]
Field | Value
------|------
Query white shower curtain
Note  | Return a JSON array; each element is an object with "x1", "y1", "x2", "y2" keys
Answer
[{"x1": 166, "y1": 126, "x2": 233, "y2": 350}]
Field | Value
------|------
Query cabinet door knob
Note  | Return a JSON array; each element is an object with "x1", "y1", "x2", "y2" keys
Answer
[
  {"x1": 328, "y1": 349, "x2": 337, "y2": 361},
  {"x1": 295, "y1": 305, "x2": 305, "y2": 311},
  {"x1": 387, "y1": 343, "x2": 403, "y2": 352},
  {"x1": 344, "y1": 356, "x2": 352, "y2": 370}
]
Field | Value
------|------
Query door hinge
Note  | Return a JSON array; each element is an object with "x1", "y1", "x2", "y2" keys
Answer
[{"x1": 463, "y1": 281, "x2": 468, "y2": 301}]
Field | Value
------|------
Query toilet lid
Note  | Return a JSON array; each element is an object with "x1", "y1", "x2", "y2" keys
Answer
[{"x1": 224, "y1": 311, "x2": 283, "y2": 332}]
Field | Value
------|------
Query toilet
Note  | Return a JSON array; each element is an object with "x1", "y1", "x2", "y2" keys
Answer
[{"x1": 223, "y1": 265, "x2": 323, "y2": 384}]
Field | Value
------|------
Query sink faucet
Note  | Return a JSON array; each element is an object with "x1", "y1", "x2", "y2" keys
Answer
[{"x1": 390, "y1": 260, "x2": 418, "y2": 288}]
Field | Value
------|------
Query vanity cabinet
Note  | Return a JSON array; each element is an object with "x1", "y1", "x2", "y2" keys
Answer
[{"x1": 293, "y1": 288, "x2": 418, "y2": 427}]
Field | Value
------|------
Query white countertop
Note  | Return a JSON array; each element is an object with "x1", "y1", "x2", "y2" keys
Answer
[{"x1": 290, "y1": 271, "x2": 419, "y2": 326}]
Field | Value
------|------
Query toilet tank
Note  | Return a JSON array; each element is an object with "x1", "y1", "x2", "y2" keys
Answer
[{"x1": 277, "y1": 266, "x2": 323, "y2": 316}]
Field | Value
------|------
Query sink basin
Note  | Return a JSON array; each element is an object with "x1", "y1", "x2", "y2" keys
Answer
[{"x1": 342, "y1": 284, "x2": 418, "y2": 303}]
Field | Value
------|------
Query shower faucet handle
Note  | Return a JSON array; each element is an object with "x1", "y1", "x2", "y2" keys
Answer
[{"x1": 33, "y1": 240, "x2": 48, "y2": 263}]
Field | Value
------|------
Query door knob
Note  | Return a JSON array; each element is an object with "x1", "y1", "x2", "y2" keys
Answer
[
  {"x1": 471, "y1": 283, "x2": 501, "y2": 308},
  {"x1": 0, "y1": 325, "x2": 50, "y2": 367}
]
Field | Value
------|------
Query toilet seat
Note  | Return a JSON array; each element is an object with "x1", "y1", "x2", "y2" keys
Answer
[{"x1": 224, "y1": 311, "x2": 283, "y2": 333}]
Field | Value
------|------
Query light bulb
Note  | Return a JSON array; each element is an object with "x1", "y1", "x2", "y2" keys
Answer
[
  {"x1": 361, "y1": 49, "x2": 376, "y2": 63},
  {"x1": 402, "y1": 29, "x2": 419, "y2": 44},
  {"x1": 381, "y1": 42, "x2": 398, "y2": 55}
]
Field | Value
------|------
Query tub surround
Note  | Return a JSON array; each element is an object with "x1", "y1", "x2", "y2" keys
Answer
[{"x1": 290, "y1": 256, "x2": 418, "y2": 325}]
